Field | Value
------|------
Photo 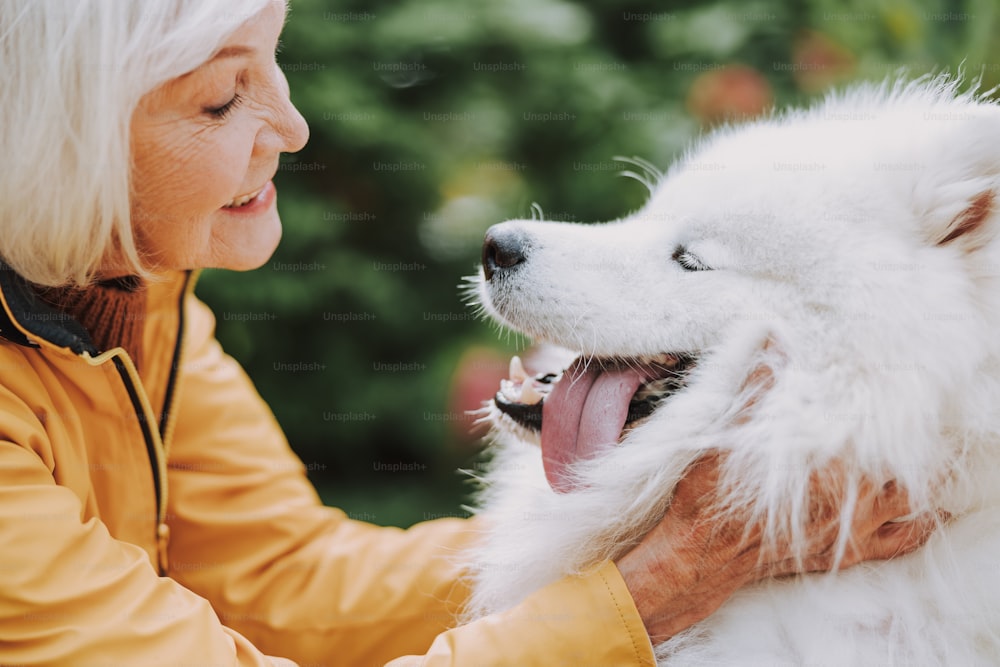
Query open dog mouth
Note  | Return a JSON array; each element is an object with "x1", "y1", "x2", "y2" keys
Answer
[{"x1": 493, "y1": 353, "x2": 696, "y2": 491}]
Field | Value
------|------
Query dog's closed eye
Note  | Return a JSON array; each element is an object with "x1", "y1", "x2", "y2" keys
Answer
[{"x1": 672, "y1": 245, "x2": 711, "y2": 272}]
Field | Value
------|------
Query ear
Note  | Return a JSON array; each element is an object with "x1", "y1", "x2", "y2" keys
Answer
[{"x1": 932, "y1": 189, "x2": 995, "y2": 252}]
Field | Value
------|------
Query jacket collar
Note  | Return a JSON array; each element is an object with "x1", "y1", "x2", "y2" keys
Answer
[{"x1": 0, "y1": 260, "x2": 99, "y2": 354}]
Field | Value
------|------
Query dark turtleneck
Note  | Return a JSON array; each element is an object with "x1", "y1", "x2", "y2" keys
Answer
[{"x1": 32, "y1": 276, "x2": 148, "y2": 370}]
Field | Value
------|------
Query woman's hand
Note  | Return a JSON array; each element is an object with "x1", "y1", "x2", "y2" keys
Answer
[{"x1": 615, "y1": 453, "x2": 941, "y2": 643}]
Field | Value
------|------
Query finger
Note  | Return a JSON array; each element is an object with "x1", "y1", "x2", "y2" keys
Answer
[
  {"x1": 806, "y1": 459, "x2": 850, "y2": 517},
  {"x1": 688, "y1": 450, "x2": 727, "y2": 475},
  {"x1": 869, "y1": 479, "x2": 914, "y2": 525},
  {"x1": 866, "y1": 511, "x2": 940, "y2": 560},
  {"x1": 766, "y1": 552, "x2": 838, "y2": 578},
  {"x1": 675, "y1": 451, "x2": 726, "y2": 501}
]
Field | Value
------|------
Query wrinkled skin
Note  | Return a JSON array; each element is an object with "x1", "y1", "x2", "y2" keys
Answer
[{"x1": 617, "y1": 453, "x2": 939, "y2": 642}]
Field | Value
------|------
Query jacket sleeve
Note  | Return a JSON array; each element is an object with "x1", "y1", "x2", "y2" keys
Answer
[
  {"x1": 166, "y1": 295, "x2": 477, "y2": 664},
  {"x1": 0, "y1": 383, "x2": 293, "y2": 667},
  {"x1": 167, "y1": 295, "x2": 657, "y2": 666},
  {"x1": 386, "y1": 560, "x2": 656, "y2": 667}
]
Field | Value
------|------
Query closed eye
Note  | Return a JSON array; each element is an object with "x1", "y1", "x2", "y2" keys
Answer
[
  {"x1": 672, "y1": 245, "x2": 711, "y2": 272},
  {"x1": 205, "y1": 93, "x2": 244, "y2": 120}
]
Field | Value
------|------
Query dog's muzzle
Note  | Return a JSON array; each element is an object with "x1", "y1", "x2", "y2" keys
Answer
[{"x1": 482, "y1": 224, "x2": 529, "y2": 281}]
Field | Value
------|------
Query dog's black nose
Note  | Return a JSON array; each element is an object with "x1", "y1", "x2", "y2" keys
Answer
[{"x1": 482, "y1": 225, "x2": 527, "y2": 280}]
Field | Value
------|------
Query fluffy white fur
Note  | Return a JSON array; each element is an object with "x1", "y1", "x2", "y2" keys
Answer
[{"x1": 465, "y1": 76, "x2": 1000, "y2": 664}]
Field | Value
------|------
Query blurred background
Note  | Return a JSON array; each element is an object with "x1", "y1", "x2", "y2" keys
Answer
[{"x1": 197, "y1": 0, "x2": 1000, "y2": 527}]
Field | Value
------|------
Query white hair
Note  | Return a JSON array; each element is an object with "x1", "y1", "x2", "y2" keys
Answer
[{"x1": 0, "y1": 0, "x2": 272, "y2": 286}]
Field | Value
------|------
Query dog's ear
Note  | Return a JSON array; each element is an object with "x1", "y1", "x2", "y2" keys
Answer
[{"x1": 929, "y1": 188, "x2": 995, "y2": 253}]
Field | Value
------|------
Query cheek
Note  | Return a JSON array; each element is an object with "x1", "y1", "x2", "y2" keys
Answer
[
  {"x1": 179, "y1": 128, "x2": 252, "y2": 213},
  {"x1": 130, "y1": 120, "x2": 258, "y2": 271},
  {"x1": 133, "y1": 121, "x2": 252, "y2": 219}
]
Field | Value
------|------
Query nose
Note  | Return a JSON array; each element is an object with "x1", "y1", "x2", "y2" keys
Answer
[
  {"x1": 278, "y1": 101, "x2": 310, "y2": 154},
  {"x1": 274, "y1": 70, "x2": 310, "y2": 153},
  {"x1": 256, "y1": 65, "x2": 310, "y2": 156},
  {"x1": 482, "y1": 224, "x2": 528, "y2": 280}
]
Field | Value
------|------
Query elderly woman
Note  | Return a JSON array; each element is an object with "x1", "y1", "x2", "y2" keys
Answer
[{"x1": 0, "y1": 1, "x2": 936, "y2": 665}]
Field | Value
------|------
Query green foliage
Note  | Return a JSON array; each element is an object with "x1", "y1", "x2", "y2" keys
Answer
[{"x1": 196, "y1": 0, "x2": 1000, "y2": 526}]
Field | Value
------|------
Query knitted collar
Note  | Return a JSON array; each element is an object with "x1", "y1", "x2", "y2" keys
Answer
[{"x1": 30, "y1": 276, "x2": 148, "y2": 370}]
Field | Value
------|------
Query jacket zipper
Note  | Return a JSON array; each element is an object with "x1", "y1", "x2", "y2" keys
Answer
[
  {"x1": 111, "y1": 355, "x2": 164, "y2": 518},
  {"x1": 158, "y1": 271, "x2": 195, "y2": 453},
  {"x1": 93, "y1": 349, "x2": 170, "y2": 574},
  {"x1": 85, "y1": 271, "x2": 195, "y2": 575}
]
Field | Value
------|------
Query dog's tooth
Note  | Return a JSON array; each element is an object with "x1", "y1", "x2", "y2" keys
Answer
[
  {"x1": 520, "y1": 381, "x2": 543, "y2": 405},
  {"x1": 499, "y1": 379, "x2": 517, "y2": 401},
  {"x1": 509, "y1": 356, "x2": 528, "y2": 382}
]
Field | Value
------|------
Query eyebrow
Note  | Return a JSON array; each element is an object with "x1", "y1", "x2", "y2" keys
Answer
[{"x1": 211, "y1": 45, "x2": 256, "y2": 62}]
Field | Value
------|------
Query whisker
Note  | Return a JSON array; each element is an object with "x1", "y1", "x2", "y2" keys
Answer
[
  {"x1": 614, "y1": 155, "x2": 663, "y2": 195},
  {"x1": 530, "y1": 202, "x2": 545, "y2": 221}
]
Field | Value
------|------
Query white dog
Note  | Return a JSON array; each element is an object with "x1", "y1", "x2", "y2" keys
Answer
[{"x1": 465, "y1": 77, "x2": 1000, "y2": 664}]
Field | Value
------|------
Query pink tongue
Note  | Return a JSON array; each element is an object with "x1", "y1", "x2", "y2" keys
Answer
[{"x1": 541, "y1": 358, "x2": 649, "y2": 493}]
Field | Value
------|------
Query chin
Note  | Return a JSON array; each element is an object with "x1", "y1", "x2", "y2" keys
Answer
[{"x1": 209, "y1": 211, "x2": 283, "y2": 271}]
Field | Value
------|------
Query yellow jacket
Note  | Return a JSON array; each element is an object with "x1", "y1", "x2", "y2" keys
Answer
[{"x1": 0, "y1": 267, "x2": 655, "y2": 666}]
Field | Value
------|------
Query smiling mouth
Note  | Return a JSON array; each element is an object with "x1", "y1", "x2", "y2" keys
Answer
[
  {"x1": 223, "y1": 185, "x2": 266, "y2": 209},
  {"x1": 493, "y1": 353, "x2": 696, "y2": 434}
]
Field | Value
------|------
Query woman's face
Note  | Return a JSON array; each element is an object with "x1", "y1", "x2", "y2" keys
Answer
[{"x1": 129, "y1": 0, "x2": 308, "y2": 273}]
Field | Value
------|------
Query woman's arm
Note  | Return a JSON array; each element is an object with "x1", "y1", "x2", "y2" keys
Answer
[
  {"x1": 165, "y1": 296, "x2": 482, "y2": 664},
  {"x1": 170, "y1": 295, "x2": 657, "y2": 665},
  {"x1": 381, "y1": 454, "x2": 937, "y2": 666},
  {"x1": 0, "y1": 399, "x2": 285, "y2": 666}
]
